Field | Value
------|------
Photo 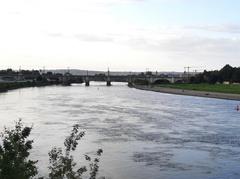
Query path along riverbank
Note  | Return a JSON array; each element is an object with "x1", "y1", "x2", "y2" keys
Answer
[{"x1": 132, "y1": 84, "x2": 240, "y2": 101}]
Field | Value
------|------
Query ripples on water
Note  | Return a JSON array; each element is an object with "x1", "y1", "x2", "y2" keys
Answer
[{"x1": 0, "y1": 82, "x2": 240, "y2": 179}]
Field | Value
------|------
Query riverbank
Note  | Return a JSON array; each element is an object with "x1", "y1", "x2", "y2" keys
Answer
[
  {"x1": 157, "y1": 83, "x2": 240, "y2": 94},
  {"x1": 0, "y1": 81, "x2": 60, "y2": 93},
  {"x1": 132, "y1": 84, "x2": 240, "y2": 101}
]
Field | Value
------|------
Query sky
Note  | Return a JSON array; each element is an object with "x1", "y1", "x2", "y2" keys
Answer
[{"x1": 0, "y1": 0, "x2": 240, "y2": 72}]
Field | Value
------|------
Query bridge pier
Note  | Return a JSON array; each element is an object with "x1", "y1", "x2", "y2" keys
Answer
[
  {"x1": 106, "y1": 68, "x2": 111, "y2": 86},
  {"x1": 106, "y1": 80, "x2": 111, "y2": 86},
  {"x1": 85, "y1": 80, "x2": 90, "y2": 86},
  {"x1": 85, "y1": 70, "x2": 90, "y2": 86},
  {"x1": 62, "y1": 72, "x2": 72, "y2": 86}
]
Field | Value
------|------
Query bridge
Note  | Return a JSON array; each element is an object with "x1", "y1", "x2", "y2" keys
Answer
[
  {"x1": 128, "y1": 75, "x2": 184, "y2": 86},
  {"x1": 149, "y1": 76, "x2": 184, "y2": 84},
  {"x1": 62, "y1": 69, "x2": 129, "y2": 86},
  {"x1": 80, "y1": 75, "x2": 184, "y2": 86},
  {"x1": 82, "y1": 69, "x2": 129, "y2": 86},
  {"x1": 62, "y1": 69, "x2": 185, "y2": 86}
]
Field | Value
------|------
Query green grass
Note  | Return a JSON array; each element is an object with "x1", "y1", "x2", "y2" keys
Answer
[{"x1": 157, "y1": 83, "x2": 240, "y2": 94}]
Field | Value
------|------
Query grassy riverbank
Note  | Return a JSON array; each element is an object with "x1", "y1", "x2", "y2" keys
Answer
[
  {"x1": 132, "y1": 83, "x2": 240, "y2": 100},
  {"x1": 0, "y1": 81, "x2": 58, "y2": 93},
  {"x1": 156, "y1": 83, "x2": 240, "y2": 94}
]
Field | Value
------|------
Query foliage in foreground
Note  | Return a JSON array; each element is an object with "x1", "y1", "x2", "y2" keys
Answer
[
  {"x1": 0, "y1": 120, "x2": 103, "y2": 179},
  {"x1": 0, "y1": 120, "x2": 38, "y2": 179},
  {"x1": 48, "y1": 124, "x2": 103, "y2": 179}
]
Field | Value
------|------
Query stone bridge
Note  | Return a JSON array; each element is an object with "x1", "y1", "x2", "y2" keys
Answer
[
  {"x1": 62, "y1": 71, "x2": 184, "y2": 86},
  {"x1": 81, "y1": 75, "x2": 129, "y2": 86},
  {"x1": 129, "y1": 76, "x2": 184, "y2": 85},
  {"x1": 149, "y1": 76, "x2": 184, "y2": 84}
]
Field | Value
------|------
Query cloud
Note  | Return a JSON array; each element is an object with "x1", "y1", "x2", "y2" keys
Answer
[
  {"x1": 126, "y1": 35, "x2": 240, "y2": 55},
  {"x1": 120, "y1": 30, "x2": 240, "y2": 69},
  {"x1": 74, "y1": 34, "x2": 114, "y2": 42},
  {"x1": 1, "y1": 0, "x2": 240, "y2": 70},
  {"x1": 48, "y1": 33, "x2": 64, "y2": 38},
  {"x1": 185, "y1": 24, "x2": 240, "y2": 34},
  {"x1": 46, "y1": 25, "x2": 240, "y2": 60},
  {"x1": 72, "y1": 0, "x2": 145, "y2": 7}
]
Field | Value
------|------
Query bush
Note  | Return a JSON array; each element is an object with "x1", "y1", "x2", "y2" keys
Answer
[
  {"x1": 0, "y1": 120, "x2": 38, "y2": 179},
  {"x1": 0, "y1": 120, "x2": 103, "y2": 179},
  {"x1": 48, "y1": 124, "x2": 103, "y2": 179}
]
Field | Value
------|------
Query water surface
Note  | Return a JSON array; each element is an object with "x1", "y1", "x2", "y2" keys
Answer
[{"x1": 0, "y1": 82, "x2": 240, "y2": 179}]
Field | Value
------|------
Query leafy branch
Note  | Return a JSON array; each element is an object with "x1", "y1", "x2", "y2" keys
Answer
[{"x1": 0, "y1": 120, "x2": 103, "y2": 179}]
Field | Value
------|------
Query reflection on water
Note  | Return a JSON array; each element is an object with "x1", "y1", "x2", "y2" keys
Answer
[{"x1": 0, "y1": 82, "x2": 240, "y2": 179}]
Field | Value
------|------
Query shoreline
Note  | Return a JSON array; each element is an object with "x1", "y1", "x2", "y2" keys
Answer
[
  {"x1": 0, "y1": 81, "x2": 60, "y2": 94},
  {"x1": 132, "y1": 85, "x2": 240, "y2": 101}
]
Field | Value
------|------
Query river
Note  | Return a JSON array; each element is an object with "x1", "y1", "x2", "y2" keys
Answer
[{"x1": 0, "y1": 82, "x2": 240, "y2": 179}]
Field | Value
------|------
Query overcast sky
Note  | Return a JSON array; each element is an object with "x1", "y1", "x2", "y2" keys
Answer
[{"x1": 0, "y1": 0, "x2": 240, "y2": 72}]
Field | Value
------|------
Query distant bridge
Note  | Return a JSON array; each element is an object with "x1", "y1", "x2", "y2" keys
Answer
[
  {"x1": 82, "y1": 75, "x2": 128, "y2": 81},
  {"x1": 62, "y1": 69, "x2": 129, "y2": 86},
  {"x1": 129, "y1": 76, "x2": 184, "y2": 85},
  {"x1": 62, "y1": 75, "x2": 184, "y2": 86},
  {"x1": 62, "y1": 69, "x2": 184, "y2": 86},
  {"x1": 80, "y1": 75, "x2": 129, "y2": 86},
  {"x1": 149, "y1": 76, "x2": 184, "y2": 84}
]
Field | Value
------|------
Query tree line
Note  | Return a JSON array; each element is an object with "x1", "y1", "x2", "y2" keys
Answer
[{"x1": 190, "y1": 64, "x2": 240, "y2": 84}]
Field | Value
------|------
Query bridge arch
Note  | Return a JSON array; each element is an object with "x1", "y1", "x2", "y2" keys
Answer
[
  {"x1": 152, "y1": 79, "x2": 171, "y2": 84},
  {"x1": 175, "y1": 79, "x2": 184, "y2": 84}
]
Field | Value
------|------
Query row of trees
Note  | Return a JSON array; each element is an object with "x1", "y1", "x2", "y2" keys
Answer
[
  {"x1": 190, "y1": 65, "x2": 240, "y2": 84},
  {"x1": 0, "y1": 69, "x2": 64, "y2": 81}
]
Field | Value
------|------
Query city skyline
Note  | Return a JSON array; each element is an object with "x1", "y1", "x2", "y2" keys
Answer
[{"x1": 0, "y1": 0, "x2": 240, "y2": 71}]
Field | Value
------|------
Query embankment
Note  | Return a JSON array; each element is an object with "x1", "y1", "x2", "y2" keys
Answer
[
  {"x1": 133, "y1": 85, "x2": 240, "y2": 101},
  {"x1": 0, "y1": 81, "x2": 59, "y2": 93}
]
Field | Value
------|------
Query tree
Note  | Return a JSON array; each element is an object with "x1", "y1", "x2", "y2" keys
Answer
[
  {"x1": 232, "y1": 67, "x2": 240, "y2": 83},
  {"x1": 0, "y1": 120, "x2": 38, "y2": 179},
  {"x1": 0, "y1": 120, "x2": 103, "y2": 179},
  {"x1": 189, "y1": 65, "x2": 240, "y2": 84},
  {"x1": 219, "y1": 64, "x2": 234, "y2": 82},
  {"x1": 48, "y1": 124, "x2": 103, "y2": 179}
]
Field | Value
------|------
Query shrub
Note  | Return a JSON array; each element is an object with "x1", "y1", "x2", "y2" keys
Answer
[
  {"x1": 0, "y1": 120, "x2": 103, "y2": 179},
  {"x1": 0, "y1": 120, "x2": 38, "y2": 179},
  {"x1": 48, "y1": 124, "x2": 103, "y2": 179}
]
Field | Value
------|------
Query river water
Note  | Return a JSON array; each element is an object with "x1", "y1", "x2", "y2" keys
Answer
[{"x1": 0, "y1": 82, "x2": 240, "y2": 179}]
